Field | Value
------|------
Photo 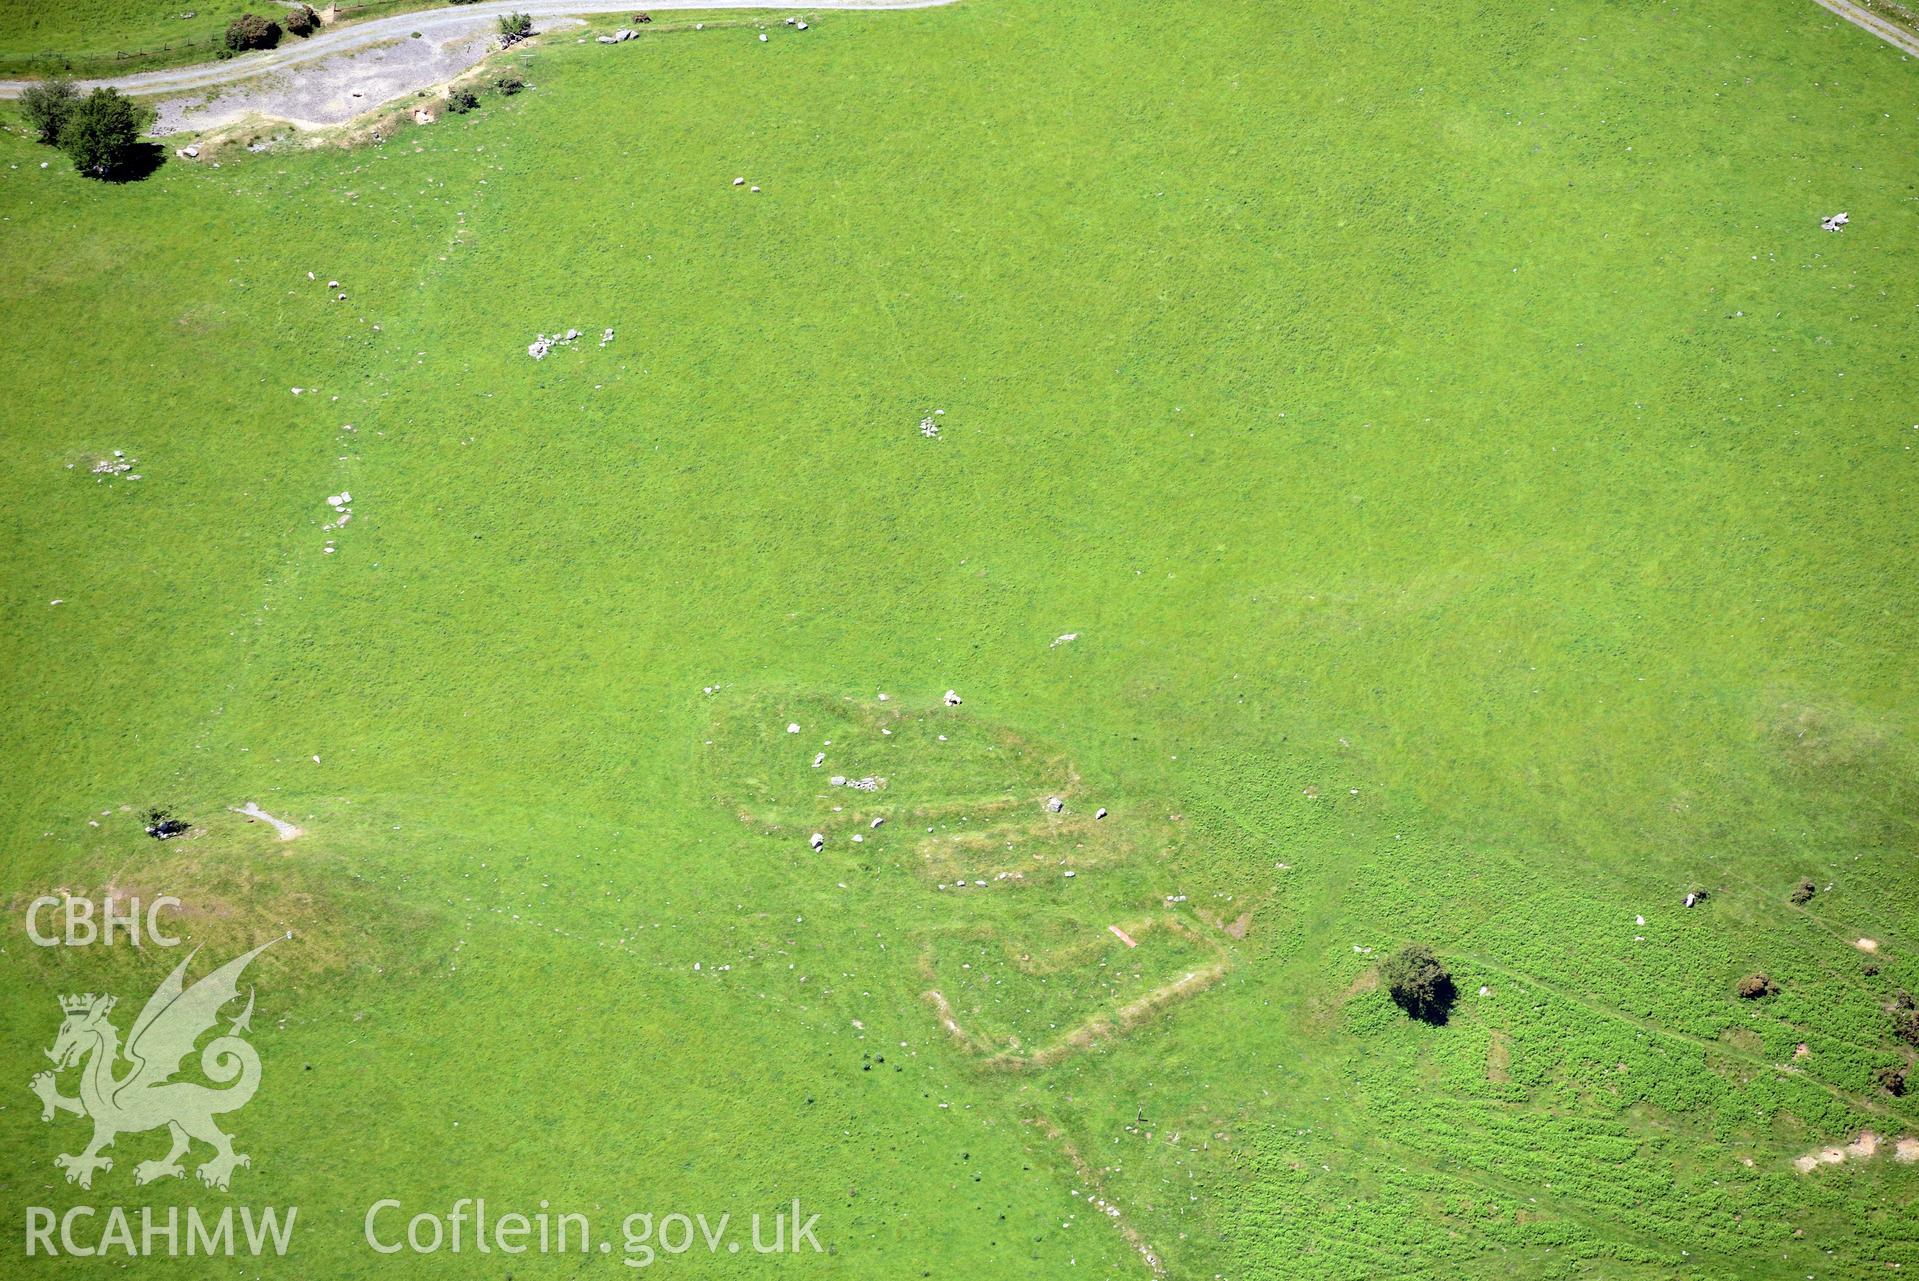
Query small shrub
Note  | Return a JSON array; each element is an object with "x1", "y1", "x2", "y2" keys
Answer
[
  {"x1": 225, "y1": 13, "x2": 282, "y2": 52},
  {"x1": 1736, "y1": 973, "x2": 1777, "y2": 1000},
  {"x1": 499, "y1": 12, "x2": 533, "y2": 43},
  {"x1": 445, "y1": 88, "x2": 479, "y2": 114},
  {"x1": 1896, "y1": 1009, "x2": 1919, "y2": 1048},
  {"x1": 493, "y1": 73, "x2": 524, "y2": 95},
  {"x1": 143, "y1": 807, "x2": 190, "y2": 840},
  {"x1": 1878, "y1": 1063, "x2": 1909, "y2": 1097},
  {"x1": 62, "y1": 88, "x2": 145, "y2": 180},
  {"x1": 284, "y1": 4, "x2": 319, "y2": 37},
  {"x1": 1864, "y1": 961, "x2": 1881, "y2": 976},
  {"x1": 1383, "y1": 944, "x2": 1456, "y2": 1024},
  {"x1": 1788, "y1": 878, "x2": 1817, "y2": 905},
  {"x1": 21, "y1": 77, "x2": 77, "y2": 146}
]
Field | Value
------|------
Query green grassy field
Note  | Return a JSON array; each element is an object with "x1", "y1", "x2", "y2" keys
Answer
[
  {"x1": 2, "y1": 0, "x2": 1917, "y2": 1276},
  {"x1": 0, "y1": 0, "x2": 268, "y2": 72}
]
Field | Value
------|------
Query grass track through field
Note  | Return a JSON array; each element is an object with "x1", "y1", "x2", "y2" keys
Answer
[{"x1": 1466, "y1": 953, "x2": 1919, "y2": 1130}]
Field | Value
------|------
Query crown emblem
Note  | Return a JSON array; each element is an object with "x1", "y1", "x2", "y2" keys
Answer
[{"x1": 59, "y1": 993, "x2": 114, "y2": 1016}]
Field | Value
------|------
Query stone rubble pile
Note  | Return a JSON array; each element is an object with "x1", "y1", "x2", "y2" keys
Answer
[
  {"x1": 528, "y1": 328, "x2": 607, "y2": 359},
  {"x1": 86, "y1": 449, "x2": 140, "y2": 481}
]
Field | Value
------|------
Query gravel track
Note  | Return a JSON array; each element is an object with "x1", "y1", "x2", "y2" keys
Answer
[
  {"x1": 0, "y1": 1, "x2": 956, "y2": 133},
  {"x1": 1809, "y1": 0, "x2": 1919, "y2": 57}
]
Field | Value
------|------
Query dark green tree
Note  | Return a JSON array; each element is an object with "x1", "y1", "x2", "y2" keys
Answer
[
  {"x1": 225, "y1": 13, "x2": 282, "y2": 51},
  {"x1": 61, "y1": 88, "x2": 144, "y2": 181},
  {"x1": 21, "y1": 77, "x2": 77, "y2": 146},
  {"x1": 498, "y1": 12, "x2": 533, "y2": 43},
  {"x1": 1383, "y1": 944, "x2": 1456, "y2": 1024},
  {"x1": 284, "y1": 4, "x2": 320, "y2": 37}
]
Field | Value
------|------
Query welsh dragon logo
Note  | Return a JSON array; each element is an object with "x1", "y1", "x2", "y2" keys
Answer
[{"x1": 30, "y1": 936, "x2": 282, "y2": 1191}]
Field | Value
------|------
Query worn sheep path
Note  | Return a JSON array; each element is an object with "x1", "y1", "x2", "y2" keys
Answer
[{"x1": 0, "y1": 2, "x2": 957, "y2": 107}]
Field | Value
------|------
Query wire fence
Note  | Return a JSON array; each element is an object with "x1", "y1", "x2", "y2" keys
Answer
[{"x1": 0, "y1": 1, "x2": 438, "y2": 78}]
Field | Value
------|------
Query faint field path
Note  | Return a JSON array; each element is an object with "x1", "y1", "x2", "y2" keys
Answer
[
  {"x1": 232, "y1": 802, "x2": 303, "y2": 840},
  {"x1": 1810, "y1": 0, "x2": 1919, "y2": 56},
  {"x1": 0, "y1": 1, "x2": 957, "y2": 132}
]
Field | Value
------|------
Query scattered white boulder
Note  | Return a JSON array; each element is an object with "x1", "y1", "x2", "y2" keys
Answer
[
  {"x1": 1821, "y1": 211, "x2": 1849, "y2": 232},
  {"x1": 1051, "y1": 632, "x2": 1078, "y2": 647},
  {"x1": 870, "y1": 817, "x2": 884, "y2": 829},
  {"x1": 813, "y1": 752, "x2": 826, "y2": 767},
  {"x1": 1045, "y1": 796, "x2": 1064, "y2": 814},
  {"x1": 809, "y1": 832, "x2": 824, "y2": 851},
  {"x1": 787, "y1": 722, "x2": 801, "y2": 734},
  {"x1": 1095, "y1": 807, "x2": 1108, "y2": 820},
  {"x1": 944, "y1": 690, "x2": 962, "y2": 706}
]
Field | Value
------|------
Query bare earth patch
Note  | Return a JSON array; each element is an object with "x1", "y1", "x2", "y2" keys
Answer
[
  {"x1": 1792, "y1": 1130, "x2": 1910, "y2": 1173},
  {"x1": 1487, "y1": 1030, "x2": 1512, "y2": 1083}
]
